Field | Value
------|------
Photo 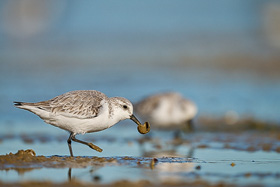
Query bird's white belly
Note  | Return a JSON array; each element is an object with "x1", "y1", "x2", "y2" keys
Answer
[
  {"x1": 151, "y1": 106, "x2": 188, "y2": 126},
  {"x1": 43, "y1": 114, "x2": 111, "y2": 134}
]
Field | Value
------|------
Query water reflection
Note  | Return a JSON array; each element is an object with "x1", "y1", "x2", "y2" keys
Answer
[
  {"x1": 1, "y1": 152, "x2": 280, "y2": 186},
  {"x1": 68, "y1": 168, "x2": 71, "y2": 181},
  {"x1": 140, "y1": 130, "x2": 196, "y2": 159},
  {"x1": 153, "y1": 162, "x2": 195, "y2": 183}
]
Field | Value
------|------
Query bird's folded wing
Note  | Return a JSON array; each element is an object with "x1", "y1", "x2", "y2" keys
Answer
[{"x1": 34, "y1": 91, "x2": 105, "y2": 119}]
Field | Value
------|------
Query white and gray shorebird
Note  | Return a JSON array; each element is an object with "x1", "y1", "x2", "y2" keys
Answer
[
  {"x1": 135, "y1": 92, "x2": 197, "y2": 129},
  {"x1": 14, "y1": 90, "x2": 150, "y2": 157}
]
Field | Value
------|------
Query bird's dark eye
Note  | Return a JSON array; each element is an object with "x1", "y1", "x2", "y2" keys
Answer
[{"x1": 123, "y1": 105, "x2": 128, "y2": 109}]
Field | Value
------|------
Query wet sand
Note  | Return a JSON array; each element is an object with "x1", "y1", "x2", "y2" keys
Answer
[
  {"x1": 1, "y1": 118, "x2": 280, "y2": 186},
  {"x1": 0, "y1": 150, "x2": 240, "y2": 187}
]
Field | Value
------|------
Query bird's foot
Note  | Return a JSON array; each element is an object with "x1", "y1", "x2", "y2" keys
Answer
[{"x1": 88, "y1": 143, "x2": 103, "y2": 152}]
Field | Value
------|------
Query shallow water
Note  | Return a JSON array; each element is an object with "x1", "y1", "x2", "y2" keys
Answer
[
  {"x1": 1, "y1": 122, "x2": 280, "y2": 186},
  {"x1": 1, "y1": 148, "x2": 280, "y2": 186}
]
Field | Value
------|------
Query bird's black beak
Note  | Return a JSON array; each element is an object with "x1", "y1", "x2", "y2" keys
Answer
[{"x1": 130, "y1": 114, "x2": 142, "y2": 126}]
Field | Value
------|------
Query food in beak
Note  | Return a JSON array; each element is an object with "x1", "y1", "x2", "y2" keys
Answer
[
  {"x1": 130, "y1": 115, "x2": 150, "y2": 134},
  {"x1": 137, "y1": 121, "x2": 150, "y2": 134}
]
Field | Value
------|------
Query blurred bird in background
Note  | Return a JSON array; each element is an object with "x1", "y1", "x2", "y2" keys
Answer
[{"x1": 135, "y1": 92, "x2": 197, "y2": 131}]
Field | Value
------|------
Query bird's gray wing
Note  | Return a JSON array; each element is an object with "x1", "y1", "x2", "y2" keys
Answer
[{"x1": 33, "y1": 90, "x2": 107, "y2": 119}]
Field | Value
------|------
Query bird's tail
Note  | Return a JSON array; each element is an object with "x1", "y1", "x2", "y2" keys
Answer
[
  {"x1": 14, "y1": 101, "x2": 34, "y2": 109},
  {"x1": 14, "y1": 101, "x2": 24, "y2": 106},
  {"x1": 14, "y1": 101, "x2": 42, "y2": 116}
]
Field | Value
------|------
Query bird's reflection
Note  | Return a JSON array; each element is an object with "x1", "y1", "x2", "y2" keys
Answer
[
  {"x1": 68, "y1": 168, "x2": 72, "y2": 181},
  {"x1": 140, "y1": 130, "x2": 195, "y2": 159},
  {"x1": 68, "y1": 166, "x2": 102, "y2": 182}
]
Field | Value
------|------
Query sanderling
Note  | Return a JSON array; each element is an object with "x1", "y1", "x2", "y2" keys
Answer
[
  {"x1": 14, "y1": 90, "x2": 150, "y2": 156},
  {"x1": 135, "y1": 92, "x2": 197, "y2": 129}
]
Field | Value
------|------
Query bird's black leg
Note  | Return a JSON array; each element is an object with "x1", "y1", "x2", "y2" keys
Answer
[
  {"x1": 71, "y1": 134, "x2": 103, "y2": 153},
  {"x1": 68, "y1": 133, "x2": 74, "y2": 157},
  {"x1": 186, "y1": 119, "x2": 194, "y2": 132}
]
